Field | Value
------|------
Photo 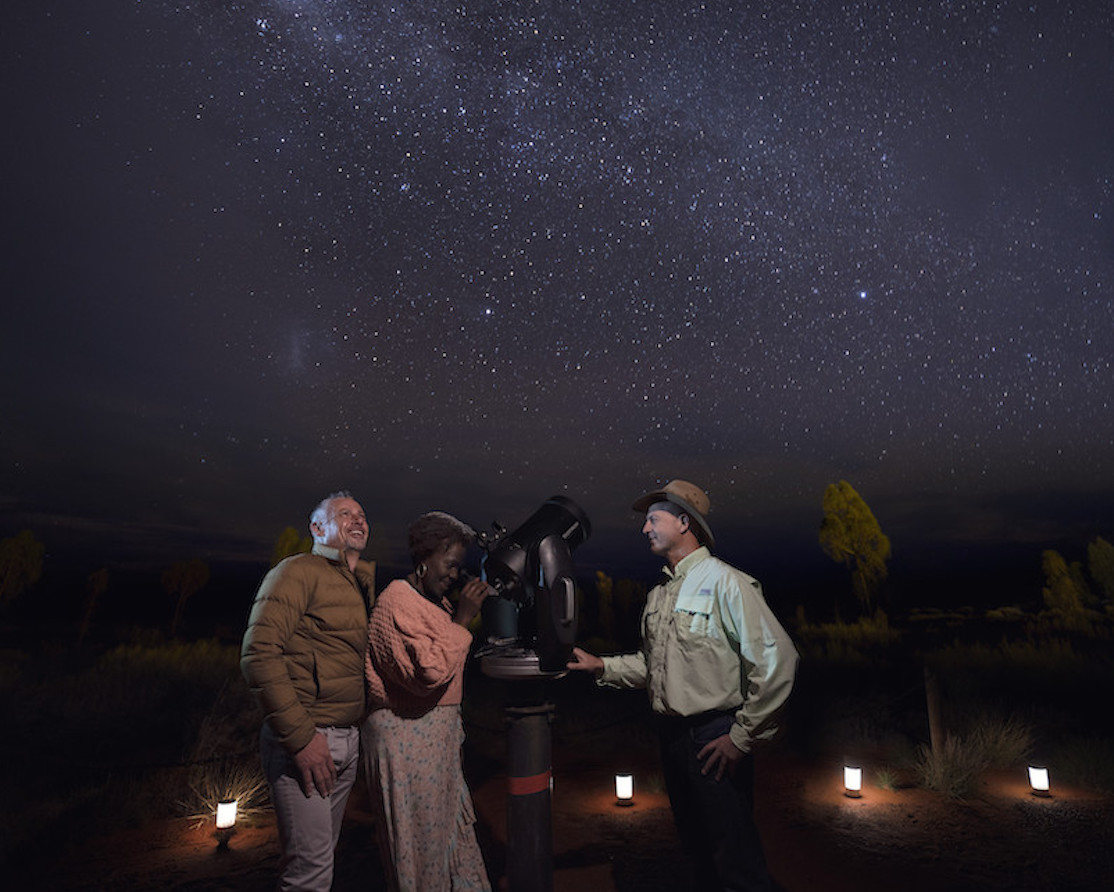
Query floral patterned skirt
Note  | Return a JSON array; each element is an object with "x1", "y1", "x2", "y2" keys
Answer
[{"x1": 362, "y1": 706, "x2": 491, "y2": 892}]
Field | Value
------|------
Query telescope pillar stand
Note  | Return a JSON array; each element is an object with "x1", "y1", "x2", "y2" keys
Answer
[{"x1": 504, "y1": 702, "x2": 555, "y2": 892}]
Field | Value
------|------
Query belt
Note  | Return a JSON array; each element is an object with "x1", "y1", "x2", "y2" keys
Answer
[{"x1": 654, "y1": 707, "x2": 738, "y2": 728}]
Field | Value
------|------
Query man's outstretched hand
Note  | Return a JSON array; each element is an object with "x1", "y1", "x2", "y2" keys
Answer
[{"x1": 566, "y1": 646, "x2": 604, "y2": 675}]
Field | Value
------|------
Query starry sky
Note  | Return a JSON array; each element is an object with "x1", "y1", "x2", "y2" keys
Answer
[{"x1": 3, "y1": 1, "x2": 1113, "y2": 609}]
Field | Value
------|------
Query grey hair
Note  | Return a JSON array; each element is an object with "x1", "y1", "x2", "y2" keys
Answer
[{"x1": 310, "y1": 490, "x2": 355, "y2": 525}]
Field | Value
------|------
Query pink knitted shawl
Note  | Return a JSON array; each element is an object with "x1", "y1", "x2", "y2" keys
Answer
[{"x1": 365, "y1": 578, "x2": 473, "y2": 717}]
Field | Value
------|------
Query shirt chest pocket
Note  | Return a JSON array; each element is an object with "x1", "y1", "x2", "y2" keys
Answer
[{"x1": 673, "y1": 588, "x2": 719, "y2": 640}]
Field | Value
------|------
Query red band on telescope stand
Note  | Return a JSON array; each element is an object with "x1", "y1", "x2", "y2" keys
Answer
[{"x1": 508, "y1": 770, "x2": 551, "y2": 796}]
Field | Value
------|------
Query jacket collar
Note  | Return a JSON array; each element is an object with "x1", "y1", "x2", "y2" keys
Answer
[
  {"x1": 663, "y1": 545, "x2": 710, "y2": 581},
  {"x1": 312, "y1": 542, "x2": 345, "y2": 564}
]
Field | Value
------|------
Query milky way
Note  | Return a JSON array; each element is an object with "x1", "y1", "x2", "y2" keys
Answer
[{"x1": 3, "y1": 1, "x2": 1112, "y2": 585}]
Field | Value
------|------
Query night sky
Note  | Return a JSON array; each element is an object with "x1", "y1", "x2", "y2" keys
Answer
[{"x1": 3, "y1": 1, "x2": 1112, "y2": 611}]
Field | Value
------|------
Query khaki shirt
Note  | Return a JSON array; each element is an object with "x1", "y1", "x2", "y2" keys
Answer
[{"x1": 600, "y1": 546, "x2": 798, "y2": 753}]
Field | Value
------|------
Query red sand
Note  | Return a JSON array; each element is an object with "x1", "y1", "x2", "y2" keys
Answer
[{"x1": 19, "y1": 754, "x2": 1111, "y2": 891}]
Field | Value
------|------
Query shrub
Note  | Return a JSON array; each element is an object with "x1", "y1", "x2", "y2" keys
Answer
[
  {"x1": 985, "y1": 606, "x2": 1027, "y2": 622},
  {"x1": 182, "y1": 757, "x2": 270, "y2": 829},
  {"x1": 967, "y1": 714, "x2": 1033, "y2": 769},
  {"x1": 58, "y1": 638, "x2": 241, "y2": 723},
  {"x1": 914, "y1": 712, "x2": 1035, "y2": 798},
  {"x1": 915, "y1": 735, "x2": 986, "y2": 798},
  {"x1": 3, "y1": 637, "x2": 253, "y2": 847},
  {"x1": 794, "y1": 610, "x2": 902, "y2": 665},
  {"x1": 180, "y1": 666, "x2": 268, "y2": 826},
  {"x1": 874, "y1": 766, "x2": 900, "y2": 791},
  {"x1": 932, "y1": 637, "x2": 1087, "y2": 699}
]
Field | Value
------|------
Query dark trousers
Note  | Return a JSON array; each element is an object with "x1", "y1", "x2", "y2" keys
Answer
[{"x1": 657, "y1": 712, "x2": 772, "y2": 892}]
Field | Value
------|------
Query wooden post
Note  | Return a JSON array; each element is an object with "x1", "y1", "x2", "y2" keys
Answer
[{"x1": 923, "y1": 664, "x2": 944, "y2": 754}]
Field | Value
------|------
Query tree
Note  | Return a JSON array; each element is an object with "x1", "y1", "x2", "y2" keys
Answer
[
  {"x1": 0, "y1": 529, "x2": 45, "y2": 608},
  {"x1": 1041, "y1": 550, "x2": 1085, "y2": 615},
  {"x1": 1087, "y1": 536, "x2": 1114, "y2": 602},
  {"x1": 819, "y1": 481, "x2": 891, "y2": 615},
  {"x1": 162, "y1": 558, "x2": 211, "y2": 637},
  {"x1": 77, "y1": 567, "x2": 109, "y2": 645},
  {"x1": 1069, "y1": 560, "x2": 1096, "y2": 608},
  {"x1": 271, "y1": 526, "x2": 313, "y2": 567}
]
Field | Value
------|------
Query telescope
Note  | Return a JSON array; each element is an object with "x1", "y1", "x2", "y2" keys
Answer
[
  {"x1": 467, "y1": 495, "x2": 591, "y2": 892},
  {"x1": 473, "y1": 495, "x2": 591, "y2": 679}
]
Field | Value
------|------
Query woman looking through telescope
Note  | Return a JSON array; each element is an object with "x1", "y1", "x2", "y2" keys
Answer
[{"x1": 362, "y1": 511, "x2": 493, "y2": 892}]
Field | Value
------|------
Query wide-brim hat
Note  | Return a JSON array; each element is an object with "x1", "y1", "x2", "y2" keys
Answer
[{"x1": 631, "y1": 479, "x2": 714, "y2": 549}]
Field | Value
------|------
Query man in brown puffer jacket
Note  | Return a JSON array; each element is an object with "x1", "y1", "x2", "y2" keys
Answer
[{"x1": 242, "y1": 490, "x2": 376, "y2": 891}]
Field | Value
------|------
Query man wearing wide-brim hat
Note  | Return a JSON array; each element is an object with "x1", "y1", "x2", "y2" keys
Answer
[{"x1": 568, "y1": 480, "x2": 798, "y2": 892}]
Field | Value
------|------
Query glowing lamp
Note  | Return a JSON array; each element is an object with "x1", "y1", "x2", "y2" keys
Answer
[
  {"x1": 615, "y1": 773, "x2": 634, "y2": 806},
  {"x1": 843, "y1": 765, "x2": 863, "y2": 798},
  {"x1": 216, "y1": 799, "x2": 238, "y2": 829},
  {"x1": 215, "y1": 798, "x2": 238, "y2": 850},
  {"x1": 1028, "y1": 765, "x2": 1051, "y2": 798}
]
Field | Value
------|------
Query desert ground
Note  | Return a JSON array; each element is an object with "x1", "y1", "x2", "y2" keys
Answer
[
  {"x1": 4, "y1": 600, "x2": 1114, "y2": 892},
  {"x1": 6, "y1": 668, "x2": 1112, "y2": 892},
  {"x1": 9, "y1": 748, "x2": 1111, "y2": 891}
]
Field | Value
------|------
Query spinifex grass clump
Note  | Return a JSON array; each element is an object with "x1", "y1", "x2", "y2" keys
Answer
[
  {"x1": 183, "y1": 758, "x2": 269, "y2": 829},
  {"x1": 915, "y1": 714, "x2": 1034, "y2": 798},
  {"x1": 181, "y1": 669, "x2": 268, "y2": 827},
  {"x1": 873, "y1": 766, "x2": 900, "y2": 792},
  {"x1": 967, "y1": 714, "x2": 1033, "y2": 769},
  {"x1": 915, "y1": 736, "x2": 987, "y2": 799}
]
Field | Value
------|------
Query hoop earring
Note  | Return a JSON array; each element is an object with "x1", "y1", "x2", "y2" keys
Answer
[{"x1": 416, "y1": 562, "x2": 427, "y2": 579}]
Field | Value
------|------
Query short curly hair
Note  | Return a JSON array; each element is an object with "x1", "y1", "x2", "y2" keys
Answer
[{"x1": 407, "y1": 511, "x2": 476, "y2": 566}]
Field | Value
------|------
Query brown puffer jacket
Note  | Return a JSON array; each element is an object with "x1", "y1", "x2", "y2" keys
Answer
[{"x1": 241, "y1": 545, "x2": 375, "y2": 754}]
